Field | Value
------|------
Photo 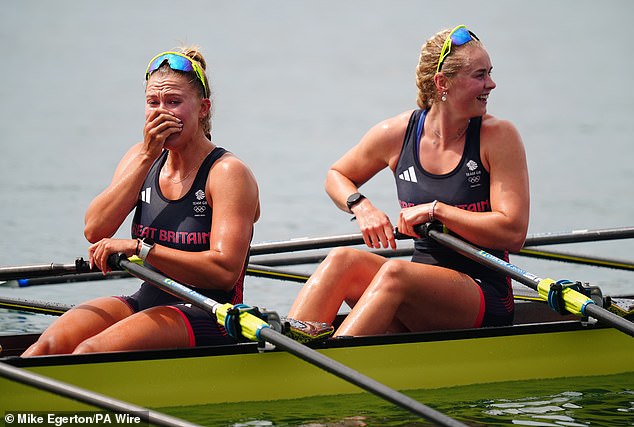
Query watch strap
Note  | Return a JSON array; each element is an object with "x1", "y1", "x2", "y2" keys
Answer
[
  {"x1": 346, "y1": 192, "x2": 366, "y2": 211},
  {"x1": 138, "y1": 238, "x2": 155, "y2": 261}
]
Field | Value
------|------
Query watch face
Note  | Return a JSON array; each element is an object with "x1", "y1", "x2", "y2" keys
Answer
[
  {"x1": 347, "y1": 193, "x2": 364, "y2": 209},
  {"x1": 143, "y1": 237, "x2": 155, "y2": 246}
]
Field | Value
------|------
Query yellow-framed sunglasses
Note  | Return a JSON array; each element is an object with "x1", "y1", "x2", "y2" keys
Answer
[
  {"x1": 436, "y1": 25, "x2": 479, "y2": 73},
  {"x1": 145, "y1": 51, "x2": 209, "y2": 98}
]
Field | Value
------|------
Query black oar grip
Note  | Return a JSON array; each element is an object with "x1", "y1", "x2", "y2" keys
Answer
[
  {"x1": 394, "y1": 222, "x2": 441, "y2": 241},
  {"x1": 107, "y1": 253, "x2": 128, "y2": 271},
  {"x1": 413, "y1": 221, "x2": 443, "y2": 238}
]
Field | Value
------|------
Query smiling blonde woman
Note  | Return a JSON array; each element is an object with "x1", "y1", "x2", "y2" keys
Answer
[{"x1": 288, "y1": 25, "x2": 530, "y2": 336}]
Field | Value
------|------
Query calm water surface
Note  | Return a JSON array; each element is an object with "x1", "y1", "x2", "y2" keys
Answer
[
  {"x1": 165, "y1": 373, "x2": 634, "y2": 426},
  {"x1": 1, "y1": 1, "x2": 633, "y2": 425}
]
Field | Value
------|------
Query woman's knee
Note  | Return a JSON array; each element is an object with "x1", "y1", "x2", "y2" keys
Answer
[
  {"x1": 23, "y1": 334, "x2": 76, "y2": 356},
  {"x1": 72, "y1": 338, "x2": 102, "y2": 355},
  {"x1": 305, "y1": 247, "x2": 363, "y2": 287},
  {"x1": 323, "y1": 247, "x2": 363, "y2": 268},
  {"x1": 322, "y1": 247, "x2": 385, "y2": 277},
  {"x1": 375, "y1": 259, "x2": 411, "y2": 290}
]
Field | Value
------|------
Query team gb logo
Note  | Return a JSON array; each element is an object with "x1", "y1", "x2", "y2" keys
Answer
[{"x1": 466, "y1": 160, "x2": 478, "y2": 171}]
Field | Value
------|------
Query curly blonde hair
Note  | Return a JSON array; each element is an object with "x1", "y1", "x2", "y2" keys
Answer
[{"x1": 415, "y1": 28, "x2": 482, "y2": 109}]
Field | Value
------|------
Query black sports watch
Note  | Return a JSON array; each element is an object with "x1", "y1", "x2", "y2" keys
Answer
[
  {"x1": 346, "y1": 192, "x2": 366, "y2": 212},
  {"x1": 138, "y1": 237, "x2": 155, "y2": 261}
]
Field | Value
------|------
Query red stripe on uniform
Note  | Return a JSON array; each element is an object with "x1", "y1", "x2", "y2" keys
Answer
[{"x1": 166, "y1": 306, "x2": 196, "y2": 347}]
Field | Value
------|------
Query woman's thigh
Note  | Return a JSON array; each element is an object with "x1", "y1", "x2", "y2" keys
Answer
[
  {"x1": 72, "y1": 305, "x2": 191, "y2": 353},
  {"x1": 23, "y1": 296, "x2": 134, "y2": 356},
  {"x1": 288, "y1": 247, "x2": 388, "y2": 321},
  {"x1": 391, "y1": 262, "x2": 484, "y2": 331}
]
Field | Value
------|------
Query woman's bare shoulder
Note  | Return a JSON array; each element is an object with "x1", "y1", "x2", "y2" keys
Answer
[
  {"x1": 208, "y1": 150, "x2": 258, "y2": 189},
  {"x1": 367, "y1": 110, "x2": 415, "y2": 139},
  {"x1": 359, "y1": 109, "x2": 416, "y2": 155},
  {"x1": 480, "y1": 114, "x2": 526, "y2": 168},
  {"x1": 481, "y1": 114, "x2": 521, "y2": 138}
]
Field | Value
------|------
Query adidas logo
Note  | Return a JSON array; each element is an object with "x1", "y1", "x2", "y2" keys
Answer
[
  {"x1": 398, "y1": 166, "x2": 417, "y2": 183},
  {"x1": 140, "y1": 187, "x2": 151, "y2": 204}
]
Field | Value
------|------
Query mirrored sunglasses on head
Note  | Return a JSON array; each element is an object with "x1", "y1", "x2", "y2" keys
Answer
[
  {"x1": 436, "y1": 25, "x2": 479, "y2": 73},
  {"x1": 145, "y1": 51, "x2": 209, "y2": 97}
]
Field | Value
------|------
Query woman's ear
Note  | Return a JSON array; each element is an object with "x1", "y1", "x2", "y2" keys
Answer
[
  {"x1": 433, "y1": 73, "x2": 449, "y2": 95},
  {"x1": 199, "y1": 98, "x2": 212, "y2": 118}
]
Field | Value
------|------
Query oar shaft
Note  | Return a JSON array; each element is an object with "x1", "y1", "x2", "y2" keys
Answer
[
  {"x1": 0, "y1": 362, "x2": 200, "y2": 427},
  {"x1": 4, "y1": 225, "x2": 632, "y2": 281},
  {"x1": 0, "y1": 261, "x2": 88, "y2": 281},
  {"x1": 247, "y1": 264, "x2": 310, "y2": 283},
  {"x1": 1, "y1": 271, "x2": 131, "y2": 288},
  {"x1": 250, "y1": 225, "x2": 634, "y2": 257},
  {"x1": 524, "y1": 226, "x2": 634, "y2": 246},
  {"x1": 115, "y1": 256, "x2": 219, "y2": 314},
  {"x1": 110, "y1": 254, "x2": 467, "y2": 427},
  {"x1": 424, "y1": 226, "x2": 634, "y2": 337},
  {"x1": 517, "y1": 248, "x2": 634, "y2": 271},
  {"x1": 584, "y1": 303, "x2": 634, "y2": 335},
  {"x1": 5, "y1": 246, "x2": 630, "y2": 289},
  {"x1": 427, "y1": 228, "x2": 541, "y2": 290},
  {"x1": 257, "y1": 328, "x2": 466, "y2": 427},
  {"x1": 0, "y1": 265, "x2": 307, "y2": 288},
  {"x1": 0, "y1": 296, "x2": 71, "y2": 315},
  {"x1": 250, "y1": 247, "x2": 414, "y2": 267},
  {"x1": 252, "y1": 246, "x2": 634, "y2": 273},
  {"x1": 250, "y1": 233, "x2": 367, "y2": 255}
]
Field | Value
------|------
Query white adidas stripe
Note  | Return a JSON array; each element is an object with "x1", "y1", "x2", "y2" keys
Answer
[
  {"x1": 398, "y1": 166, "x2": 417, "y2": 183},
  {"x1": 140, "y1": 187, "x2": 151, "y2": 204}
]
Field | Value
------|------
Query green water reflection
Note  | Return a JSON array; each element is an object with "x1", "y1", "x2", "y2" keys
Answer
[{"x1": 163, "y1": 372, "x2": 634, "y2": 426}]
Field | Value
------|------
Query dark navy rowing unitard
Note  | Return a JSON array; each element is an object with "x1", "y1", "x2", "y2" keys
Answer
[
  {"x1": 395, "y1": 109, "x2": 514, "y2": 326},
  {"x1": 121, "y1": 147, "x2": 246, "y2": 346}
]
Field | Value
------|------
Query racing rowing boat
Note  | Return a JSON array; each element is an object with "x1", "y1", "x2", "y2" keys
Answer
[{"x1": 1, "y1": 296, "x2": 633, "y2": 411}]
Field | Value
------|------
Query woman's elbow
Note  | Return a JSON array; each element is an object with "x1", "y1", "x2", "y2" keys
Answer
[
  {"x1": 196, "y1": 250, "x2": 247, "y2": 292},
  {"x1": 212, "y1": 266, "x2": 243, "y2": 292},
  {"x1": 506, "y1": 228, "x2": 528, "y2": 253},
  {"x1": 84, "y1": 225, "x2": 100, "y2": 244},
  {"x1": 84, "y1": 216, "x2": 114, "y2": 244},
  {"x1": 507, "y1": 239, "x2": 525, "y2": 253}
]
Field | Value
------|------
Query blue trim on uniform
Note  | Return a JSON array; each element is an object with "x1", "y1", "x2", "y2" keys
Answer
[{"x1": 415, "y1": 109, "x2": 428, "y2": 155}]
